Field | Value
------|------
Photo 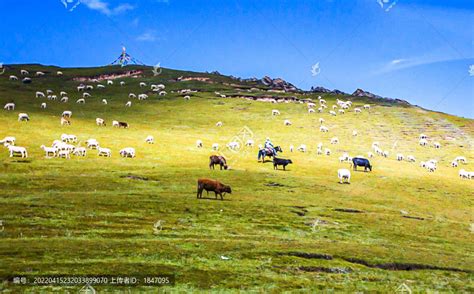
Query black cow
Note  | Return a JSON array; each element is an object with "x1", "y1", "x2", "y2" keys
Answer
[
  {"x1": 352, "y1": 157, "x2": 372, "y2": 172},
  {"x1": 209, "y1": 155, "x2": 228, "y2": 170},
  {"x1": 273, "y1": 157, "x2": 293, "y2": 170},
  {"x1": 118, "y1": 121, "x2": 129, "y2": 128}
]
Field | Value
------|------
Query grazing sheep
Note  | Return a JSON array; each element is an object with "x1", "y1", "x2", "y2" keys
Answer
[
  {"x1": 48, "y1": 95, "x2": 57, "y2": 100},
  {"x1": 352, "y1": 130, "x2": 358, "y2": 136},
  {"x1": 382, "y1": 150, "x2": 389, "y2": 158},
  {"x1": 332, "y1": 105, "x2": 338, "y2": 110},
  {"x1": 112, "y1": 120, "x2": 119, "y2": 127},
  {"x1": 354, "y1": 108, "x2": 362, "y2": 113},
  {"x1": 396, "y1": 153, "x2": 404, "y2": 161},
  {"x1": 318, "y1": 107, "x2": 323, "y2": 113},
  {"x1": 368, "y1": 152, "x2": 374, "y2": 158},
  {"x1": 325, "y1": 148, "x2": 331, "y2": 156},
  {"x1": 338, "y1": 109, "x2": 345, "y2": 114},
  {"x1": 145, "y1": 135, "x2": 154, "y2": 144},
  {"x1": 60, "y1": 97, "x2": 68, "y2": 103},
  {"x1": 459, "y1": 169, "x2": 471, "y2": 179},
  {"x1": 330, "y1": 137, "x2": 339, "y2": 144},
  {"x1": 284, "y1": 119, "x2": 292, "y2": 126},
  {"x1": 18, "y1": 113, "x2": 30, "y2": 121},
  {"x1": 419, "y1": 134, "x2": 428, "y2": 139},
  {"x1": 433, "y1": 142, "x2": 441, "y2": 148},
  {"x1": 212, "y1": 143, "x2": 219, "y2": 150},
  {"x1": 272, "y1": 109, "x2": 280, "y2": 116},
  {"x1": 420, "y1": 161, "x2": 426, "y2": 168},
  {"x1": 183, "y1": 95, "x2": 191, "y2": 100},
  {"x1": 76, "y1": 98, "x2": 85, "y2": 104},
  {"x1": 329, "y1": 110, "x2": 337, "y2": 116},
  {"x1": 363, "y1": 104, "x2": 371, "y2": 109},
  {"x1": 419, "y1": 138, "x2": 428, "y2": 146},
  {"x1": 57, "y1": 149, "x2": 71, "y2": 159},
  {"x1": 159, "y1": 91, "x2": 167, "y2": 96},
  {"x1": 61, "y1": 134, "x2": 77, "y2": 143},
  {"x1": 73, "y1": 147, "x2": 87, "y2": 156},
  {"x1": 86, "y1": 139, "x2": 99, "y2": 149},
  {"x1": 290, "y1": 145, "x2": 294, "y2": 152},
  {"x1": 20, "y1": 69, "x2": 29, "y2": 75},
  {"x1": 9, "y1": 75, "x2": 18, "y2": 81},
  {"x1": 62, "y1": 111, "x2": 72, "y2": 118},
  {"x1": 107, "y1": 80, "x2": 113, "y2": 85},
  {"x1": 22, "y1": 77, "x2": 31, "y2": 84},
  {"x1": 338, "y1": 169, "x2": 351, "y2": 184},
  {"x1": 319, "y1": 118, "x2": 325, "y2": 125},
  {"x1": 7, "y1": 145, "x2": 28, "y2": 158},
  {"x1": 297, "y1": 144, "x2": 307, "y2": 152},
  {"x1": 319, "y1": 99, "x2": 326, "y2": 104},
  {"x1": 308, "y1": 108, "x2": 315, "y2": 113},
  {"x1": 102, "y1": 99, "x2": 107, "y2": 105},
  {"x1": 425, "y1": 162, "x2": 436, "y2": 172},
  {"x1": 125, "y1": 101, "x2": 132, "y2": 107},
  {"x1": 307, "y1": 102, "x2": 316, "y2": 108},
  {"x1": 0, "y1": 136, "x2": 16, "y2": 146},
  {"x1": 407, "y1": 155, "x2": 416, "y2": 162},
  {"x1": 57, "y1": 71, "x2": 63, "y2": 76},
  {"x1": 4, "y1": 103, "x2": 15, "y2": 111},
  {"x1": 98, "y1": 147, "x2": 112, "y2": 157},
  {"x1": 451, "y1": 161, "x2": 458, "y2": 167},
  {"x1": 196, "y1": 140, "x2": 203, "y2": 148},
  {"x1": 35, "y1": 71, "x2": 45, "y2": 76},
  {"x1": 138, "y1": 94, "x2": 148, "y2": 100},
  {"x1": 40, "y1": 145, "x2": 57, "y2": 157},
  {"x1": 120, "y1": 147, "x2": 136, "y2": 158},
  {"x1": 120, "y1": 81, "x2": 125, "y2": 86},
  {"x1": 216, "y1": 121, "x2": 223, "y2": 127},
  {"x1": 36, "y1": 91, "x2": 45, "y2": 98},
  {"x1": 40, "y1": 102, "x2": 47, "y2": 109},
  {"x1": 83, "y1": 92, "x2": 91, "y2": 98},
  {"x1": 129, "y1": 93, "x2": 137, "y2": 99},
  {"x1": 454, "y1": 156, "x2": 467, "y2": 164},
  {"x1": 77, "y1": 85, "x2": 85, "y2": 91},
  {"x1": 320, "y1": 126, "x2": 329, "y2": 132},
  {"x1": 96, "y1": 118, "x2": 106, "y2": 126},
  {"x1": 139, "y1": 82, "x2": 147, "y2": 87},
  {"x1": 245, "y1": 139, "x2": 254, "y2": 147},
  {"x1": 227, "y1": 142, "x2": 240, "y2": 150},
  {"x1": 97, "y1": 84, "x2": 106, "y2": 89}
]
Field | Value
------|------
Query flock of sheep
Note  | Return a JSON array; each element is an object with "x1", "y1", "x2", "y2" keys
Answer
[{"x1": 2, "y1": 68, "x2": 473, "y2": 183}]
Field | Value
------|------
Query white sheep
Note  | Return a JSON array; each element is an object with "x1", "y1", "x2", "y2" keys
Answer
[
  {"x1": 77, "y1": 85, "x2": 85, "y2": 91},
  {"x1": 451, "y1": 161, "x2": 458, "y2": 167},
  {"x1": 96, "y1": 118, "x2": 106, "y2": 126},
  {"x1": 102, "y1": 99, "x2": 107, "y2": 105},
  {"x1": 76, "y1": 98, "x2": 85, "y2": 104},
  {"x1": 57, "y1": 149, "x2": 71, "y2": 159},
  {"x1": 196, "y1": 140, "x2": 203, "y2": 148},
  {"x1": 41, "y1": 102, "x2": 47, "y2": 109},
  {"x1": 73, "y1": 147, "x2": 87, "y2": 156},
  {"x1": 120, "y1": 147, "x2": 136, "y2": 158},
  {"x1": 330, "y1": 137, "x2": 339, "y2": 145},
  {"x1": 272, "y1": 109, "x2": 280, "y2": 116},
  {"x1": 18, "y1": 113, "x2": 30, "y2": 121},
  {"x1": 290, "y1": 145, "x2": 294, "y2": 152},
  {"x1": 227, "y1": 142, "x2": 240, "y2": 150},
  {"x1": 433, "y1": 142, "x2": 441, "y2": 149},
  {"x1": 61, "y1": 97, "x2": 68, "y2": 103},
  {"x1": 120, "y1": 81, "x2": 125, "y2": 86},
  {"x1": 284, "y1": 119, "x2": 292, "y2": 126},
  {"x1": 139, "y1": 82, "x2": 147, "y2": 87},
  {"x1": 20, "y1": 69, "x2": 29, "y2": 75},
  {"x1": 212, "y1": 143, "x2": 219, "y2": 150},
  {"x1": 245, "y1": 139, "x2": 254, "y2": 147},
  {"x1": 57, "y1": 71, "x2": 63, "y2": 76},
  {"x1": 83, "y1": 92, "x2": 91, "y2": 98},
  {"x1": 35, "y1": 71, "x2": 45, "y2": 76},
  {"x1": 62, "y1": 111, "x2": 72, "y2": 118},
  {"x1": 9, "y1": 75, "x2": 18, "y2": 81},
  {"x1": 125, "y1": 101, "x2": 132, "y2": 107},
  {"x1": 97, "y1": 84, "x2": 106, "y2": 89},
  {"x1": 319, "y1": 99, "x2": 326, "y2": 104},
  {"x1": 354, "y1": 108, "x2": 362, "y2": 113},
  {"x1": 35, "y1": 91, "x2": 45, "y2": 98},
  {"x1": 48, "y1": 95, "x2": 57, "y2": 101},
  {"x1": 352, "y1": 130, "x2": 358, "y2": 136},
  {"x1": 396, "y1": 153, "x2": 404, "y2": 161},
  {"x1": 329, "y1": 110, "x2": 337, "y2": 116},
  {"x1": 40, "y1": 145, "x2": 57, "y2": 157},
  {"x1": 419, "y1": 138, "x2": 428, "y2": 146},
  {"x1": 98, "y1": 147, "x2": 112, "y2": 157},
  {"x1": 0, "y1": 136, "x2": 16, "y2": 146},
  {"x1": 308, "y1": 108, "x2": 315, "y2": 113},
  {"x1": 159, "y1": 91, "x2": 167, "y2": 96},
  {"x1": 112, "y1": 120, "x2": 119, "y2": 127},
  {"x1": 407, "y1": 155, "x2": 416, "y2": 162},
  {"x1": 129, "y1": 93, "x2": 137, "y2": 99},
  {"x1": 338, "y1": 109, "x2": 345, "y2": 114},
  {"x1": 382, "y1": 150, "x2": 389, "y2": 158},
  {"x1": 145, "y1": 135, "x2": 154, "y2": 144},
  {"x1": 368, "y1": 152, "x2": 374, "y2": 158},
  {"x1": 86, "y1": 139, "x2": 99, "y2": 149},
  {"x1": 297, "y1": 144, "x2": 307, "y2": 152},
  {"x1": 61, "y1": 134, "x2": 77, "y2": 143},
  {"x1": 363, "y1": 104, "x2": 371, "y2": 109},
  {"x1": 338, "y1": 169, "x2": 351, "y2": 184},
  {"x1": 107, "y1": 80, "x2": 114, "y2": 85},
  {"x1": 459, "y1": 169, "x2": 471, "y2": 179},
  {"x1": 325, "y1": 148, "x2": 331, "y2": 156},
  {"x1": 318, "y1": 107, "x2": 323, "y2": 113},
  {"x1": 4, "y1": 103, "x2": 15, "y2": 111},
  {"x1": 419, "y1": 134, "x2": 427, "y2": 139},
  {"x1": 425, "y1": 162, "x2": 436, "y2": 172},
  {"x1": 332, "y1": 105, "x2": 338, "y2": 110},
  {"x1": 138, "y1": 94, "x2": 148, "y2": 100},
  {"x1": 320, "y1": 126, "x2": 329, "y2": 132},
  {"x1": 7, "y1": 145, "x2": 28, "y2": 158},
  {"x1": 60, "y1": 91, "x2": 68, "y2": 97},
  {"x1": 454, "y1": 156, "x2": 467, "y2": 164},
  {"x1": 216, "y1": 121, "x2": 223, "y2": 127}
]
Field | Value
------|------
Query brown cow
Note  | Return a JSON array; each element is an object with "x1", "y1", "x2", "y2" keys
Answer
[
  {"x1": 209, "y1": 155, "x2": 228, "y2": 170},
  {"x1": 197, "y1": 178, "x2": 232, "y2": 200}
]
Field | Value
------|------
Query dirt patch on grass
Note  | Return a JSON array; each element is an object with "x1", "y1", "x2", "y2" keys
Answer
[
  {"x1": 282, "y1": 252, "x2": 333, "y2": 260},
  {"x1": 265, "y1": 182, "x2": 286, "y2": 187},
  {"x1": 120, "y1": 174, "x2": 149, "y2": 181},
  {"x1": 402, "y1": 215, "x2": 425, "y2": 221},
  {"x1": 298, "y1": 266, "x2": 352, "y2": 274},
  {"x1": 334, "y1": 208, "x2": 364, "y2": 213}
]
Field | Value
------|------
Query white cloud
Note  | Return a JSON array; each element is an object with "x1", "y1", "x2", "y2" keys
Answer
[
  {"x1": 136, "y1": 31, "x2": 158, "y2": 42},
  {"x1": 374, "y1": 55, "x2": 472, "y2": 75},
  {"x1": 81, "y1": 0, "x2": 134, "y2": 16}
]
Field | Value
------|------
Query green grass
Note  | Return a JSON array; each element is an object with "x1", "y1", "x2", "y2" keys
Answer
[{"x1": 0, "y1": 64, "x2": 473, "y2": 292}]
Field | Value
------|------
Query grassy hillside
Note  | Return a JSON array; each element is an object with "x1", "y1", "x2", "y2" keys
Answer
[{"x1": 0, "y1": 64, "x2": 473, "y2": 292}]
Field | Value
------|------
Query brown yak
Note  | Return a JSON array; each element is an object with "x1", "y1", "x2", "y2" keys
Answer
[
  {"x1": 209, "y1": 155, "x2": 228, "y2": 170},
  {"x1": 197, "y1": 178, "x2": 232, "y2": 200}
]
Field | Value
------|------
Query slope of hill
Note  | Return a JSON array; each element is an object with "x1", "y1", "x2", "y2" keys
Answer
[{"x1": 0, "y1": 64, "x2": 473, "y2": 292}]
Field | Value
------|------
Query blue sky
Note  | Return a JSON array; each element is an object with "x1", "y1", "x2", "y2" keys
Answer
[{"x1": 1, "y1": 0, "x2": 473, "y2": 117}]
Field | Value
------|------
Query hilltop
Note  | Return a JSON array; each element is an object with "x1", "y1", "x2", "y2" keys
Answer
[{"x1": 0, "y1": 64, "x2": 473, "y2": 292}]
